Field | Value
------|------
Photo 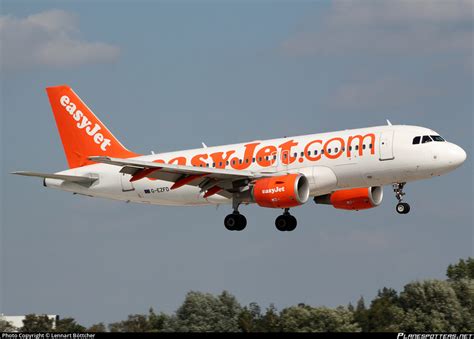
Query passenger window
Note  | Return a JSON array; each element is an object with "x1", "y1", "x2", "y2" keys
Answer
[
  {"x1": 314, "y1": 150, "x2": 318, "y2": 155},
  {"x1": 300, "y1": 152, "x2": 304, "y2": 157},
  {"x1": 369, "y1": 144, "x2": 372, "y2": 149},
  {"x1": 321, "y1": 149, "x2": 324, "y2": 154},
  {"x1": 307, "y1": 150, "x2": 311, "y2": 156},
  {"x1": 422, "y1": 135, "x2": 432, "y2": 143},
  {"x1": 355, "y1": 145, "x2": 359, "y2": 150},
  {"x1": 412, "y1": 136, "x2": 420, "y2": 144},
  {"x1": 245, "y1": 159, "x2": 249, "y2": 163},
  {"x1": 273, "y1": 155, "x2": 277, "y2": 160},
  {"x1": 239, "y1": 159, "x2": 243, "y2": 164},
  {"x1": 335, "y1": 147, "x2": 339, "y2": 153},
  {"x1": 294, "y1": 152, "x2": 297, "y2": 158},
  {"x1": 252, "y1": 158, "x2": 255, "y2": 163},
  {"x1": 328, "y1": 149, "x2": 332, "y2": 154},
  {"x1": 362, "y1": 145, "x2": 366, "y2": 150},
  {"x1": 258, "y1": 157, "x2": 262, "y2": 162},
  {"x1": 212, "y1": 163, "x2": 215, "y2": 167}
]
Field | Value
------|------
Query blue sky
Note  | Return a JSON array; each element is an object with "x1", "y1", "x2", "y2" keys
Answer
[{"x1": 1, "y1": 0, "x2": 472, "y2": 326}]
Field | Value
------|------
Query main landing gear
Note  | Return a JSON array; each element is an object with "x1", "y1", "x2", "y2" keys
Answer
[
  {"x1": 223, "y1": 202, "x2": 298, "y2": 232},
  {"x1": 393, "y1": 183, "x2": 410, "y2": 214},
  {"x1": 224, "y1": 212, "x2": 247, "y2": 231},
  {"x1": 224, "y1": 200, "x2": 247, "y2": 231},
  {"x1": 275, "y1": 208, "x2": 297, "y2": 232}
]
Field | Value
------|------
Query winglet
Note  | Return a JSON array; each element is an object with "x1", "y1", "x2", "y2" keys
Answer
[{"x1": 386, "y1": 119, "x2": 392, "y2": 126}]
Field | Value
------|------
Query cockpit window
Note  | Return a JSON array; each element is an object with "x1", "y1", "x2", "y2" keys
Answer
[
  {"x1": 431, "y1": 135, "x2": 445, "y2": 142},
  {"x1": 422, "y1": 135, "x2": 432, "y2": 143},
  {"x1": 412, "y1": 136, "x2": 421, "y2": 144}
]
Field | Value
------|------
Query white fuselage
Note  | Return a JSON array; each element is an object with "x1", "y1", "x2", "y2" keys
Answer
[{"x1": 45, "y1": 125, "x2": 466, "y2": 207}]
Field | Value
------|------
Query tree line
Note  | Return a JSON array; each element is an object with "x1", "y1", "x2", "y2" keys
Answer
[{"x1": 1, "y1": 257, "x2": 472, "y2": 332}]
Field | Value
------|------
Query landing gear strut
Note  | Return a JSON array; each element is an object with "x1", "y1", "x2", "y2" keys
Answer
[
  {"x1": 224, "y1": 200, "x2": 247, "y2": 231},
  {"x1": 393, "y1": 183, "x2": 410, "y2": 214},
  {"x1": 275, "y1": 209, "x2": 297, "y2": 232}
]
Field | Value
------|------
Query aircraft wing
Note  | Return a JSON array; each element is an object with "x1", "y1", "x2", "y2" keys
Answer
[{"x1": 89, "y1": 156, "x2": 278, "y2": 198}]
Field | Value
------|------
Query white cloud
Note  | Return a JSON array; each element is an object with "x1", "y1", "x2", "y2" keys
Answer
[
  {"x1": 281, "y1": 0, "x2": 473, "y2": 56},
  {"x1": 0, "y1": 9, "x2": 120, "y2": 70}
]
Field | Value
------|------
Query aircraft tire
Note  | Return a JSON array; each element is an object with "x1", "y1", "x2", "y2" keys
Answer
[
  {"x1": 275, "y1": 215, "x2": 287, "y2": 231},
  {"x1": 286, "y1": 215, "x2": 297, "y2": 231},
  {"x1": 396, "y1": 202, "x2": 410, "y2": 214},
  {"x1": 224, "y1": 213, "x2": 247, "y2": 231}
]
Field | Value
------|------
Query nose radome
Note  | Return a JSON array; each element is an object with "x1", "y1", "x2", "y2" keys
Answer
[{"x1": 449, "y1": 144, "x2": 467, "y2": 167}]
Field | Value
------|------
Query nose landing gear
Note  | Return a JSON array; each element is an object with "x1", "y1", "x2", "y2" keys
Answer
[
  {"x1": 393, "y1": 183, "x2": 410, "y2": 214},
  {"x1": 275, "y1": 208, "x2": 297, "y2": 232}
]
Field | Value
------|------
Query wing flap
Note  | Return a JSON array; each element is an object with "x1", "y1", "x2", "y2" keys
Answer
[{"x1": 89, "y1": 156, "x2": 276, "y2": 198}]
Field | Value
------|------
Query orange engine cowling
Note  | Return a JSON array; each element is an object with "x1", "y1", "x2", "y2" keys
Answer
[
  {"x1": 252, "y1": 174, "x2": 310, "y2": 208},
  {"x1": 314, "y1": 186, "x2": 383, "y2": 210}
]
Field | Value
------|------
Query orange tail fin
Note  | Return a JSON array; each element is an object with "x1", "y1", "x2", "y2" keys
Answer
[{"x1": 46, "y1": 85, "x2": 138, "y2": 168}]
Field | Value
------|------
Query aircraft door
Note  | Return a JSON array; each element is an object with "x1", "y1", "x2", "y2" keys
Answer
[
  {"x1": 276, "y1": 149, "x2": 289, "y2": 172},
  {"x1": 379, "y1": 130, "x2": 395, "y2": 161},
  {"x1": 269, "y1": 150, "x2": 279, "y2": 172}
]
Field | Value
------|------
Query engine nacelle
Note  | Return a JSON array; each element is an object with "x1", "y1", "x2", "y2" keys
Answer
[
  {"x1": 252, "y1": 174, "x2": 310, "y2": 208},
  {"x1": 314, "y1": 186, "x2": 383, "y2": 210}
]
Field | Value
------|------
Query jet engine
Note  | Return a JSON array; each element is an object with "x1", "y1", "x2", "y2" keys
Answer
[
  {"x1": 314, "y1": 186, "x2": 383, "y2": 210},
  {"x1": 251, "y1": 173, "x2": 310, "y2": 208}
]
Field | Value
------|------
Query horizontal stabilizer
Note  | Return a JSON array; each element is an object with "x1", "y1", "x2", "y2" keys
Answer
[{"x1": 11, "y1": 171, "x2": 98, "y2": 186}]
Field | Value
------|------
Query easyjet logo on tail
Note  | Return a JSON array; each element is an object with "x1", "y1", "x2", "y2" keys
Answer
[{"x1": 60, "y1": 95, "x2": 111, "y2": 151}]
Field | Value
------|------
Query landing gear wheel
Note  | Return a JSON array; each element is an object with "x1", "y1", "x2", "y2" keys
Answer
[
  {"x1": 275, "y1": 215, "x2": 288, "y2": 231},
  {"x1": 393, "y1": 183, "x2": 411, "y2": 215},
  {"x1": 235, "y1": 214, "x2": 247, "y2": 231},
  {"x1": 224, "y1": 214, "x2": 237, "y2": 230},
  {"x1": 275, "y1": 213, "x2": 297, "y2": 232},
  {"x1": 396, "y1": 202, "x2": 410, "y2": 214},
  {"x1": 286, "y1": 215, "x2": 297, "y2": 231},
  {"x1": 224, "y1": 213, "x2": 247, "y2": 231}
]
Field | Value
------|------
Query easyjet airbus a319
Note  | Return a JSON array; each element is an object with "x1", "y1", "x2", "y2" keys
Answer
[{"x1": 13, "y1": 85, "x2": 467, "y2": 231}]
